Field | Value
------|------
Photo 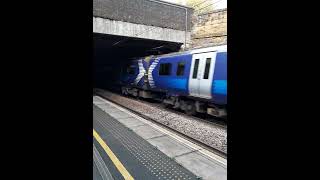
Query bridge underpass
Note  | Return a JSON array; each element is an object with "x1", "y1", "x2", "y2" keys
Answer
[
  {"x1": 93, "y1": 33, "x2": 182, "y2": 89},
  {"x1": 93, "y1": 0, "x2": 193, "y2": 89}
]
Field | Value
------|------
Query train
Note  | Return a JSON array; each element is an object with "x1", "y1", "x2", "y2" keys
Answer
[{"x1": 119, "y1": 45, "x2": 227, "y2": 118}]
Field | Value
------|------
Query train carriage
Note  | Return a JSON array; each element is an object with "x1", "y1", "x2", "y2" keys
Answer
[{"x1": 120, "y1": 45, "x2": 227, "y2": 117}]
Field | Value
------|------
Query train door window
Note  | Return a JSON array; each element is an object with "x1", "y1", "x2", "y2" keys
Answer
[
  {"x1": 176, "y1": 61, "x2": 185, "y2": 76},
  {"x1": 192, "y1": 59, "x2": 200, "y2": 79},
  {"x1": 127, "y1": 66, "x2": 135, "y2": 75},
  {"x1": 159, "y1": 63, "x2": 172, "y2": 75},
  {"x1": 203, "y1": 58, "x2": 211, "y2": 79}
]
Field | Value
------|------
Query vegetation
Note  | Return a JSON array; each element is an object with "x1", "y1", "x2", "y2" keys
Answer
[{"x1": 176, "y1": 0, "x2": 217, "y2": 14}]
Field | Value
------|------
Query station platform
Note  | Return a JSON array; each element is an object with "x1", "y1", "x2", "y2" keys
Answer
[{"x1": 93, "y1": 96, "x2": 227, "y2": 180}]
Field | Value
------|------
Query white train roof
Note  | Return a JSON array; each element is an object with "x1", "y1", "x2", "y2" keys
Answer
[
  {"x1": 190, "y1": 45, "x2": 227, "y2": 54},
  {"x1": 154, "y1": 45, "x2": 227, "y2": 58},
  {"x1": 130, "y1": 45, "x2": 227, "y2": 60}
]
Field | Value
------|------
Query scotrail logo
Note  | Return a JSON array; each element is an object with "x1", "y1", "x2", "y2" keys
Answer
[
  {"x1": 148, "y1": 58, "x2": 159, "y2": 88},
  {"x1": 134, "y1": 60, "x2": 146, "y2": 85}
]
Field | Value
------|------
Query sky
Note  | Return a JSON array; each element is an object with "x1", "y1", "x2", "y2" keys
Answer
[{"x1": 162, "y1": 0, "x2": 227, "y2": 10}]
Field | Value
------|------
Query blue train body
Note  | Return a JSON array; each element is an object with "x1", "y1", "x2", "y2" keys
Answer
[
  {"x1": 148, "y1": 54, "x2": 192, "y2": 97},
  {"x1": 120, "y1": 59, "x2": 148, "y2": 95},
  {"x1": 120, "y1": 45, "x2": 227, "y2": 117}
]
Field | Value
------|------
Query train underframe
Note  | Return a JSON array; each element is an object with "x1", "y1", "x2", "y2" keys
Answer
[{"x1": 121, "y1": 86, "x2": 227, "y2": 118}]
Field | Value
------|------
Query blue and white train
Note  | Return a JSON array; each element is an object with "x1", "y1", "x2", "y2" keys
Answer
[{"x1": 119, "y1": 45, "x2": 227, "y2": 117}]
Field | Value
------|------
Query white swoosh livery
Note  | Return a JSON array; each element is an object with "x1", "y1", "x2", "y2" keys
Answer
[
  {"x1": 148, "y1": 58, "x2": 159, "y2": 88},
  {"x1": 134, "y1": 60, "x2": 146, "y2": 85}
]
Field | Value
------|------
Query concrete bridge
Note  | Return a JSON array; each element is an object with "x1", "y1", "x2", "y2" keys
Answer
[
  {"x1": 93, "y1": 0, "x2": 193, "y2": 45},
  {"x1": 93, "y1": 0, "x2": 194, "y2": 88}
]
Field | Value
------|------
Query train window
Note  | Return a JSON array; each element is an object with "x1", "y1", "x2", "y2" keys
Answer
[
  {"x1": 203, "y1": 58, "x2": 211, "y2": 79},
  {"x1": 159, "y1": 63, "x2": 172, "y2": 75},
  {"x1": 192, "y1": 59, "x2": 199, "y2": 79},
  {"x1": 176, "y1": 62, "x2": 185, "y2": 76}
]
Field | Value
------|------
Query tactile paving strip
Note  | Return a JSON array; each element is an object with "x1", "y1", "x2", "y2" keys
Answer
[{"x1": 93, "y1": 105, "x2": 199, "y2": 180}]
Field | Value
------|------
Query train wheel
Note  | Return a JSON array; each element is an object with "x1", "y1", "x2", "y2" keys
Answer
[{"x1": 184, "y1": 102, "x2": 196, "y2": 116}]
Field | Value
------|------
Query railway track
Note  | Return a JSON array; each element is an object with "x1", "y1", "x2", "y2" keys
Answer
[
  {"x1": 94, "y1": 88, "x2": 227, "y2": 158},
  {"x1": 125, "y1": 94, "x2": 227, "y2": 130},
  {"x1": 101, "y1": 87, "x2": 227, "y2": 129}
]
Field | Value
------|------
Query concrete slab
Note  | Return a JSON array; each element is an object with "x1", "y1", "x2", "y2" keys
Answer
[
  {"x1": 107, "y1": 111, "x2": 134, "y2": 119},
  {"x1": 95, "y1": 103, "x2": 111, "y2": 108},
  {"x1": 147, "y1": 135, "x2": 196, "y2": 158},
  {"x1": 96, "y1": 104, "x2": 122, "y2": 113},
  {"x1": 93, "y1": 95, "x2": 227, "y2": 180},
  {"x1": 93, "y1": 96, "x2": 106, "y2": 104},
  {"x1": 175, "y1": 152, "x2": 227, "y2": 180},
  {"x1": 116, "y1": 117, "x2": 146, "y2": 128},
  {"x1": 93, "y1": 17, "x2": 190, "y2": 43},
  {"x1": 131, "y1": 125, "x2": 165, "y2": 140}
]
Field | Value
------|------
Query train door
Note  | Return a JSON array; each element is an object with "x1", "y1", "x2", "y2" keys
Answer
[{"x1": 188, "y1": 52, "x2": 217, "y2": 99}]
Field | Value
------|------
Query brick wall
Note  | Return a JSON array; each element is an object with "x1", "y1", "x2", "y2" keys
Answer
[
  {"x1": 190, "y1": 8, "x2": 227, "y2": 48},
  {"x1": 93, "y1": 0, "x2": 193, "y2": 31}
]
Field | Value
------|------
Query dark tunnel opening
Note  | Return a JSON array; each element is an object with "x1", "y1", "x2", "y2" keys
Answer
[{"x1": 93, "y1": 33, "x2": 182, "y2": 90}]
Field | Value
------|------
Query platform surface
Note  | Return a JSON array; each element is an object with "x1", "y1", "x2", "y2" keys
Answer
[{"x1": 93, "y1": 96, "x2": 227, "y2": 180}]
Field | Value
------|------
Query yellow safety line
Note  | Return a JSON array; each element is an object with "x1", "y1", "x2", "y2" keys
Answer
[{"x1": 93, "y1": 129, "x2": 134, "y2": 180}]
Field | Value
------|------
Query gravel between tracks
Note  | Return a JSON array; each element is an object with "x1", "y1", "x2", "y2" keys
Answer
[{"x1": 95, "y1": 89, "x2": 227, "y2": 154}]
